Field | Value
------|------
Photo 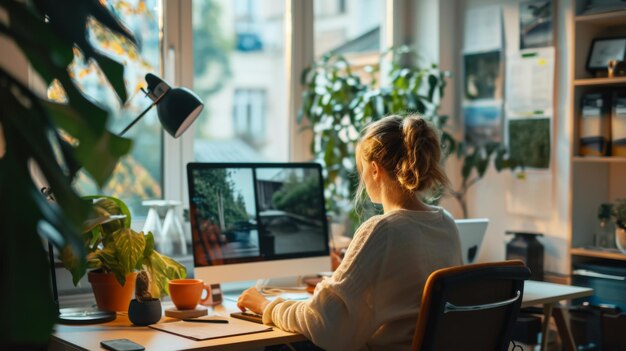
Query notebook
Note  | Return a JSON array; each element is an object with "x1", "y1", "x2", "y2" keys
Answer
[{"x1": 149, "y1": 316, "x2": 272, "y2": 341}]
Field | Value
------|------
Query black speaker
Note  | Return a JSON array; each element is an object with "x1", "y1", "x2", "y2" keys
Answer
[{"x1": 505, "y1": 231, "x2": 544, "y2": 281}]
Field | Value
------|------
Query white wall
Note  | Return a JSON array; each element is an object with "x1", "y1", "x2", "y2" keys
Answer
[{"x1": 414, "y1": 0, "x2": 574, "y2": 275}]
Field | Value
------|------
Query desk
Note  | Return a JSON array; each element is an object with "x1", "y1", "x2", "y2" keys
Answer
[
  {"x1": 51, "y1": 281, "x2": 592, "y2": 351},
  {"x1": 522, "y1": 281, "x2": 593, "y2": 351},
  {"x1": 50, "y1": 300, "x2": 307, "y2": 351}
]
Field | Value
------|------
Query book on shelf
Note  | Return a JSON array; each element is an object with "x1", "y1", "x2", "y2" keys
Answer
[
  {"x1": 612, "y1": 90, "x2": 626, "y2": 156},
  {"x1": 579, "y1": 92, "x2": 611, "y2": 156}
]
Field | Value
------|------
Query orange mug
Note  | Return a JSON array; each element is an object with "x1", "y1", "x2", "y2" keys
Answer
[{"x1": 168, "y1": 279, "x2": 211, "y2": 310}]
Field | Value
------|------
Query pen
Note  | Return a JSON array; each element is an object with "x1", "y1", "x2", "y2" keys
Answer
[{"x1": 182, "y1": 318, "x2": 229, "y2": 324}]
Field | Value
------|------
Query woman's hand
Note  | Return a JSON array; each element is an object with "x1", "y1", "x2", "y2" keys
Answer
[{"x1": 237, "y1": 287, "x2": 270, "y2": 314}]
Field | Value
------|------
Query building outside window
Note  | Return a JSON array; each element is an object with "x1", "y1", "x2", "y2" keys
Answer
[
  {"x1": 314, "y1": 0, "x2": 383, "y2": 58},
  {"x1": 192, "y1": 0, "x2": 287, "y2": 162},
  {"x1": 233, "y1": 88, "x2": 267, "y2": 147}
]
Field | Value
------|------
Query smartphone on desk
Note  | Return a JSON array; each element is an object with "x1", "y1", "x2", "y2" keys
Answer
[{"x1": 100, "y1": 339, "x2": 145, "y2": 351}]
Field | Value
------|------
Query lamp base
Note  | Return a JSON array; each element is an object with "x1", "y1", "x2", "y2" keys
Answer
[{"x1": 58, "y1": 307, "x2": 116, "y2": 325}]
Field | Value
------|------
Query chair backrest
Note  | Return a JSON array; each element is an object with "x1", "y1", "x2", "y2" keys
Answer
[{"x1": 411, "y1": 260, "x2": 530, "y2": 351}]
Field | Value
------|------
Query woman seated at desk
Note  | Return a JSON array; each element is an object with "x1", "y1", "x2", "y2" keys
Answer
[{"x1": 238, "y1": 115, "x2": 463, "y2": 351}]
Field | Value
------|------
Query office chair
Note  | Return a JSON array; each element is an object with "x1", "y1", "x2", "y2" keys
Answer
[{"x1": 411, "y1": 260, "x2": 531, "y2": 351}]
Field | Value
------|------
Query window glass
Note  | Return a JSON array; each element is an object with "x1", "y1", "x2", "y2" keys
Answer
[
  {"x1": 192, "y1": 0, "x2": 288, "y2": 162},
  {"x1": 314, "y1": 0, "x2": 383, "y2": 58},
  {"x1": 51, "y1": 0, "x2": 163, "y2": 217}
]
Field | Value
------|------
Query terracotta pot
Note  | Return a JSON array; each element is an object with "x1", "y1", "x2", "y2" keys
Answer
[{"x1": 88, "y1": 271, "x2": 137, "y2": 312}]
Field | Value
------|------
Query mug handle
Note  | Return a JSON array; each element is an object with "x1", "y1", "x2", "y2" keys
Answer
[{"x1": 199, "y1": 284, "x2": 212, "y2": 305}]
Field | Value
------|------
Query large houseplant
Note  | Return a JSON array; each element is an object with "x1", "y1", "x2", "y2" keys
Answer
[
  {"x1": 298, "y1": 47, "x2": 520, "y2": 220},
  {"x1": 0, "y1": 0, "x2": 139, "y2": 348},
  {"x1": 60, "y1": 195, "x2": 187, "y2": 311}
]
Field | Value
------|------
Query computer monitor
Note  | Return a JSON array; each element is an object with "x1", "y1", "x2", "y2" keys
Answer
[
  {"x1": 455, "y1": 218, "x2": 489, "y2": 264},
  {"x1": 187, "y1": 162, "x2": 331, "y2": 284}
]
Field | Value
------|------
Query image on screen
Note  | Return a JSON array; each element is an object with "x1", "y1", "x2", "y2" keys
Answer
[{"x1": 188, "y1": 163, "x2": 329, "y2": 267}]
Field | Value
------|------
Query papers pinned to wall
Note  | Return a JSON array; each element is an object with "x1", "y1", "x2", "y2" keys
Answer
[
  {"x1": 505, "y1": 48, "x2": 554, "y2": 171},
  {"x1": 464, "y1": 5, "x2": 503, "y2": 53},
  {"x1": 506, "y1": 48, "x2": 555, "y2": 117}
]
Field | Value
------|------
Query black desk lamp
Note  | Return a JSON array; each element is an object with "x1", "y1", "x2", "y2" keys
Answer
[
  {"x1": 50, "y1": 73, "x2": 203, "y2": 324},
  {"x1": 119, "y1": 73, "x2": 204, "y2": 138}
]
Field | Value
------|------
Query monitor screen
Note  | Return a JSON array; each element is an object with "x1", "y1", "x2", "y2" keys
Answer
[
  {"x1": 187, "y1": 162, "x2": 331, "y2": 283},
  {"x1": 455, "y1": 218, "x2": 489, "y2": 264}
]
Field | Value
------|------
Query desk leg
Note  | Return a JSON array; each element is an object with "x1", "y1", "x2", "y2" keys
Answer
[
  {"x1": 552, "y1": 307, "x2": 576, "y2": 351},
  {"x1": 540, "y1": 303, "x2": 554, "y2": 351}
]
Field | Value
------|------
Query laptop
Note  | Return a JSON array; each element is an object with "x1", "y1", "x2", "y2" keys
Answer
[{"x1": 455, "y1": 218, "x2": 489, "y2": 264}]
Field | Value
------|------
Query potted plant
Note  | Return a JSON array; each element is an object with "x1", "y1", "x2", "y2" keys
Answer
[
  {"x1": 1, "y1": 1, "x2": 139, "y2": 347},
  {"x1": 59, "y1": 195, "x2": 187, "y2": 312},
  {"x1": 298, "y1": 47, "x2": 521, "y2": 222},
  {"x1": 128, "y1": 270, "x2": 163, "y2": 326},
  {"x1": 613, "y1": 198, "x2": 626, "y2": 253}
]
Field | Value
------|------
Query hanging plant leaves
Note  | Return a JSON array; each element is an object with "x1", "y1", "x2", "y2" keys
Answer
[{"x1": 0, "y1": 0, "x2": 137, "y2": 347}]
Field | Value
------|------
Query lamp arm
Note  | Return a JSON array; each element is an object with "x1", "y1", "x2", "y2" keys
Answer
[{"x1": 118, "y1": 101, "x2": 156, "y2": 136}]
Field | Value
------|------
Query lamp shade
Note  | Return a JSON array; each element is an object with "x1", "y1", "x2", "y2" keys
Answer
[{"x1": 156, "y1": 87, "x2": 204, "y2": 138}]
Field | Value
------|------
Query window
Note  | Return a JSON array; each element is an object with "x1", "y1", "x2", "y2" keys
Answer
[
  {"x1": 233, "y1": 89, "x2": 267, "y2": 146},
  {"x1": 192, "y1": 0, "x2": 288, "y2": 162},
  {"x1": 314, "y1": 0, "x2": 383, "y2": 58},
  {"x1": 55, "y1": 0, "x2": 163, "y2": 217}
]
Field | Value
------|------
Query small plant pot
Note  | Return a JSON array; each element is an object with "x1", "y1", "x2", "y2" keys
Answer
[
  {"x1": 616, "y1": 222, "x2": 626, "y2": 254},
  {"x1": 88, "y1": 271, "x2": 137, "y2": 312},
  {"x1": 128, "y1": 299, "x2": 162, "y2": 326}
]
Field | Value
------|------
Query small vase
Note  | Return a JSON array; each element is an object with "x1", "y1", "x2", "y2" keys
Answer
[
  {"x1": 616, "y1": 222, "x2": 626, "y2": 254},
  {"x1": 128, "y1": 299, "x2": 162, "y2": 326}
]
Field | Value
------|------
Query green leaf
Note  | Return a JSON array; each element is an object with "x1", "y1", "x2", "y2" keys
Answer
[
  {"x1": 96, "y1": 246, "x2": 126, "y2": 285},
  {"x1": 86, "y1": 0, "x2": 137, "y2": 45},
  {"x1": 112, "y1": 228, "x2": 146, "y2": 281},
  {"x1": 85, "y1": 195, "x2": 132, "y2": 229},
  {"x1": 476, "y1": 152, "x2": 490, "y2": 178},
  {"x1": 144, "y1": 251, "x2": 187, "y2": 298},
  {"x1": 461, "y1": 151, "x2": 477, "y2": 181},
  {"x1": 59, "y1": 244, "x2": 87, "y2": 286},
  {"x1": 92, "y1": 52, "x2": 128, "y2": 103},
  {"x1": 76, "y1": 132, "x2": 133, "y2": 186}
]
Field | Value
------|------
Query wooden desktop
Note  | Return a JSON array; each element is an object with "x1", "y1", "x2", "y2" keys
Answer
[{"x1": 50, "y1": 280, "x2": 591, "y2": 351}]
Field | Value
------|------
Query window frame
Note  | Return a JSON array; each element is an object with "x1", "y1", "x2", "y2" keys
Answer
[{"x1": 163, "y1": 0, "x2": 405, "y2": 216}]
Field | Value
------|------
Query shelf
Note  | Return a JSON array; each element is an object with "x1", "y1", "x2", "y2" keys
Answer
[
  {"x1": 573, "y1": 156, "x2": 626, "y2": 163},
  {"x1": 571, "y1": 248, "x2": 626, "y2": 261},
  {"x1": 574, "y1": 77, "x2": 626, "y2": 87},
  {"x1": 575, "y1": 10, "x2": 626, "y2": 26}
]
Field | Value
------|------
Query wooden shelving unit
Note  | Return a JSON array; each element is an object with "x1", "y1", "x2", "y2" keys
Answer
[
  {"x1": 571, "y1": 248, "x2": 626, "y2": 261},
  {"x1": 574, "y1": 77, "x2": 626, "y2": 87},
  {"x1": 572, "y1": 156, "x2": 626, "y2": 163},
  {"x1": 569, "y1": 5, "x2": 626, "y2": 275},
  {"x1": 575, "y1": 10, "x2": 626, "y2": 26}
]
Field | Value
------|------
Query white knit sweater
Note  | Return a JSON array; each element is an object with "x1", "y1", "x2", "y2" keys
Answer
[{"x1": 262, "y1": 207, "x2": 463, "y2": 351}]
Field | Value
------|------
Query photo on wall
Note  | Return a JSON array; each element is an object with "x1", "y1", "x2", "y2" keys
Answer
[
  {"x1": 508, "y1": 118, "x2": 551, "y2": 169},
  {"x1": 519, "y1": 0, "x2": 553, "y2": 49},
  {"x1": 464, "y1": 51, "x2": 502, "y2": 101},
  {"x1": 464, "y1": 101, "x2": 503, "y2": 146}
]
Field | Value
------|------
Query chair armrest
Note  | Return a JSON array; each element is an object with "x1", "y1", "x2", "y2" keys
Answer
[{"x1": 444, "y1": 290, "x2": 521, "y2": 314}]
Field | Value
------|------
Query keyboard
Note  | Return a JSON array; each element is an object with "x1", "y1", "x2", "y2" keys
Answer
[{"x1": 230, "y1": 311, "x2": 263, "y2": 324}]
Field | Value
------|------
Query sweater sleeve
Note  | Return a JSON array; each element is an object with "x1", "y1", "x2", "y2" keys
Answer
[{"x1": 262, "y1": 218, "x2": 388, "y2": 351}]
